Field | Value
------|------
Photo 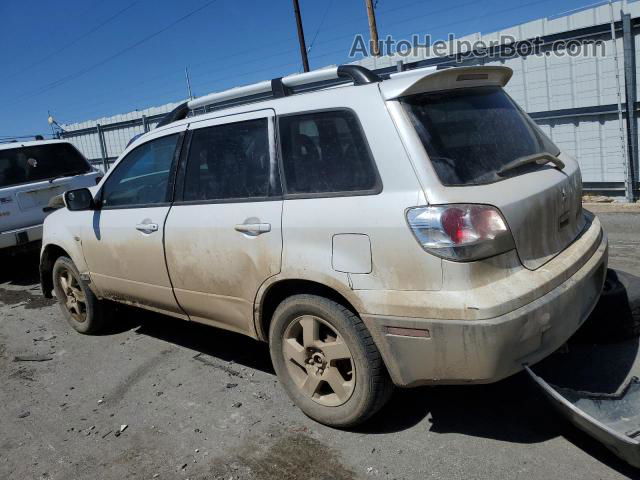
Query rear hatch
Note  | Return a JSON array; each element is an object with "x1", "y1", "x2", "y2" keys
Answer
[
  {"x1": 399, "y1": 82, "x2": 584, "y2": 270},
  {"x1": 0, "y1": 142, "x2": 93, "y2": 232}
]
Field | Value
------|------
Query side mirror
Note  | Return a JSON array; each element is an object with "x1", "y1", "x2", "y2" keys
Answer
[{"x1": 64, "y1": 188, "x2": 95, "y2": 211}]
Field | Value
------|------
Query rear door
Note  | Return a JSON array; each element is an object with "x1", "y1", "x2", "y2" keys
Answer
[
  {"x1": 164, "y1": 109, "x2": 282, "y2": 335},
  {"x1": 80, "y1": 126, "x2": 186, "y2": 316}
]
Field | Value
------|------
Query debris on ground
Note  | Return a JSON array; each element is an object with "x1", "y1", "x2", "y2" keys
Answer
[
  {"x1": 231, "y1": 402, "x2": 242, "y2": 408},
  {"x1": 17, "y1": 411, "x2": 30, "y2": 418},
  {"x1": 583, "y1": 195, "x2": 614, "y2": 203},
  {"x1": 32, "y1": 334, "x2": 55, "y2": 342},
  {"x1": 193, "y1": 353, "x2": 243, "y2": 377},
  {"x1": 13, "y1": 355, "x2": 52, "y2": 362}
]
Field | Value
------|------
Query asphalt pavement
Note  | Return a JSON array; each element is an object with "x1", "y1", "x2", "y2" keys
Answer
[{"x1": 1, "y1": 209, "x2": 639, "y2": 480}]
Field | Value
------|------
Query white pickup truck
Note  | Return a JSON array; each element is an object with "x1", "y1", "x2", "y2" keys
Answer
[{"x1": 0, "y1": 139, "x2": 101, "y2": 252}]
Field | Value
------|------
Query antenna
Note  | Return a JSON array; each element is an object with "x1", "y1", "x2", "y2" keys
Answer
[
  {"x1": 47, "y1": 111, "x2": 66, "y2": 138},
  {"x1": 185, "y1": 67, "x2": 194, "y2": 100}
]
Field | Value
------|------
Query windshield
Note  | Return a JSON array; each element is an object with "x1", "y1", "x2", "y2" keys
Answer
[
  {"x1": 402, "y1": 86, "x2": 560, "y2": 186},
  {"x1": 0, "y1": 143, "x2": 91, "y2": 188}
]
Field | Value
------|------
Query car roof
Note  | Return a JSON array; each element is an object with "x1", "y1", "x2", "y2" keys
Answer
[
  {"x1": 128, "y1": 64, "x2": 514, "y2": 151},
  {"x1": 0, "y1": 139, "x2": 72, "y2": 152}
]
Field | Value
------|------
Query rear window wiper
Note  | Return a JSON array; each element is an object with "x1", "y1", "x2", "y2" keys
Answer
[
  {"x1": 49, "y1": 170, "x2": 89, "y2": 183},
  {"x1": 497, "y1": 152, "x2": 565, "y2": 177}
]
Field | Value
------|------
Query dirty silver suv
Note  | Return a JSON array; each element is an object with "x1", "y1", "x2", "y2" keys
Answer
[{"x1": 40, "y1": 65, "x2": 608, "y2": 427}]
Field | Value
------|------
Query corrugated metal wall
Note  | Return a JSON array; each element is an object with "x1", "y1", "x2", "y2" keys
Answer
[{"x1": 61, "y1": 0, "x2": 640, "y2": 195}]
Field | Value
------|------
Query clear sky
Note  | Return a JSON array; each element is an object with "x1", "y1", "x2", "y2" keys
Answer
[{"x1": 1, "y1": 0, "x2": 604, "y2": 137}]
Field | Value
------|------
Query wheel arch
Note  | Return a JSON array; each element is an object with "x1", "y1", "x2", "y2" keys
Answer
[
  {"x1": 40, "y1": 243, "x2": 72, "y2": 298},
  {"x1": 254, "y1": 277, "x2": 364, "y2": 342}
]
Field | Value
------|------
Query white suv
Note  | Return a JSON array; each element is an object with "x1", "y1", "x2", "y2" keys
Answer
[
  {"x1": 0, "y1": 139, "x2": 100, "y2": 252},
  {"x1": 40, "y1": 65, "x2": 608, "y2": 428}
]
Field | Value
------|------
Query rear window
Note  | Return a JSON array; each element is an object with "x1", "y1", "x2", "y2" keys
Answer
[
  {"x1": 0, "y1": 143, "x2": 91, "y2": 188},
  {"x1": 402, "y1": 86, "x2": 560, "y2": 186}
]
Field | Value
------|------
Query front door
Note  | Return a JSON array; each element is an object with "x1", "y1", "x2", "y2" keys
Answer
[
  {"x1": 164, "y1": 110, "x2": 282, "y2": 335},
  {"x1": 81, "y1": 125, "x2": 186, "y2": 317}
]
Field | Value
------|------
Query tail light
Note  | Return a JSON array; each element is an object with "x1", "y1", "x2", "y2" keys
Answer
[{"x1": 406, "y1": 204, "x2": 515, "y2": 261}]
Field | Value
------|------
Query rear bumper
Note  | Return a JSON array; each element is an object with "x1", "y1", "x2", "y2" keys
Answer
[
  {"x1": 0, "y1": 224, "x2": 43, "y2": 249},
  {"x1": 361, "y1": 226, "x2": 608, "y2": 387}
]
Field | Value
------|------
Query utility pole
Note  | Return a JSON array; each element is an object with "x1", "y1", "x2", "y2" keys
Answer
[
  {"x1": 185, "y1": 66, "x2": 194, "y2": 100},
  {"x1": 292, "y1": 0, "x2": 310, "y2": 72},
  {"x1": 364, "y1": 0, "x2": 380, "y2": 56}
]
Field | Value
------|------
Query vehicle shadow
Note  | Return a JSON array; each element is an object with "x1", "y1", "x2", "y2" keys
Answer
[
  {"x1": 0, "y1": 247, "x2": 41, "y2": 286},
  {"x1": 618, "y1": 269, "x2": 640, "y2": 321},
  {"x1": 110, "y1": 305, "x2": 274, "y2": 374},
  {"x1": 128, "y1": 304, "x2": 639, "y2": 475},
  {"x1": 93, "y1": 268, "x2": 639, "y2": 477}
]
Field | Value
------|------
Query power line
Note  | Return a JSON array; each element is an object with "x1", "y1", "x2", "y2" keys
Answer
[
  {"x1": 58, "y1": 0, "x2": 599, "y2": 124},
  {"x1": 4, "y1": 0, "x2": 141, "y2": 82},
  {"x1": 56, "y1": 0, "x2": 525, "y2": 121},
  {"x1": 7, "y1": 0, "x2": 220, "y2": 107},
  {"x1": 2, "y1": 0, "x2": 103, "y2": 66},
  {"x1": 307, "y1": 0, "x2": 334, "y2": 54}
]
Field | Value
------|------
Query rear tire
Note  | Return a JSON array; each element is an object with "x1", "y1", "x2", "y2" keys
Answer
[
  {"x1": 52, "y1": 256, "x2": 105, "y2": 334},
  {"x1": 269, "y1": 294, "x2": 393, "y2": 428}
]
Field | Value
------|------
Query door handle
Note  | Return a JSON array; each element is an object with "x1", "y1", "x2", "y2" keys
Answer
[
  {"x1": 136, "y1": 222, "x2": 159, "y2": 234},
  {"x1": 234, "y1": 223, "x2": 271, "y2": 236}
]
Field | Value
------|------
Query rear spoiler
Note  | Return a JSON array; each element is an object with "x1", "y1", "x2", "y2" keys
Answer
[{"x1": 379, "y1": 65, "x2": 513, "y2": 100}]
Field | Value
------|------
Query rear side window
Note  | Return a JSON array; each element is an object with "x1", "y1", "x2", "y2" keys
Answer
[
  {"x1": 183, "y1": 118, "x2": 275, "y2": 201},
  {"x1": 0, "y1": 143, "x2": 90, "y2": 188},
  {"x1": 101, "y1": 134, "x2": 179, "y2": 208},
  {"x1": 402, "y1": 86, "x2": 560, "y2": 186},
  {"x1": 279, "y1": 110, "x2": 379, "y2": 195}
]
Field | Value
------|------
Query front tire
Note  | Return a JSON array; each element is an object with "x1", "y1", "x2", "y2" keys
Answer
[
  {"x1": 52, "y1": 256, "x2": 105, "y2": 334},
  {"x1": 269, "y1": 294, "x2": 393, "y2": 427}
]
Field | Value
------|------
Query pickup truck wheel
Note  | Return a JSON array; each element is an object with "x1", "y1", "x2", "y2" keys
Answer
[
  {"x1": 269, "y1": 294, "x2": 393, "y2": 428},
  {"x1": 52, "y1": 256, "x2": 105, "y2": 334}
]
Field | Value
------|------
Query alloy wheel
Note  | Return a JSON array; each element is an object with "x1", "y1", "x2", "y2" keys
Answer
[
  {"x1": 282, "y1": 315, "x2": 355, "y2": 407},
  {"x1": 57, "y1": 267, "x2": 87, "y2": 323}
]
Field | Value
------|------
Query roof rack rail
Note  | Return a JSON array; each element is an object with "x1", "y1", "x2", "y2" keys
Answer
[{"x1": 156, "y1": 65, "x2": 381, "y2": 128}]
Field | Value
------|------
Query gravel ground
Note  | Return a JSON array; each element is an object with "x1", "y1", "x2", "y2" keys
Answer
[{"x1": 1, "y1": 210, "x2": 639, "y2": 480}]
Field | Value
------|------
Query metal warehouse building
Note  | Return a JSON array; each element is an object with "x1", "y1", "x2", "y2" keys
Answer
[{"x1": 60, "y1": 0, "x2": 640, "y2": 201}]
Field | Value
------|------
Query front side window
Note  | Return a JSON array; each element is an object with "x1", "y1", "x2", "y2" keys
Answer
[
  {"x1": 402, "y1": 86, "x2": 560, "y2": 186},
  {"x1": 101, "y1": 134, "x2": 179, "y2": 208},
  {"x1": 279, "y1": 110, "x2": 379, "y2": 195},
  {"x1": 183, "y1": 118, "x2": 274, "y2": 201},
  {"x1": 0, "y1": 143, "x2": 91, "y2": 188}
]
